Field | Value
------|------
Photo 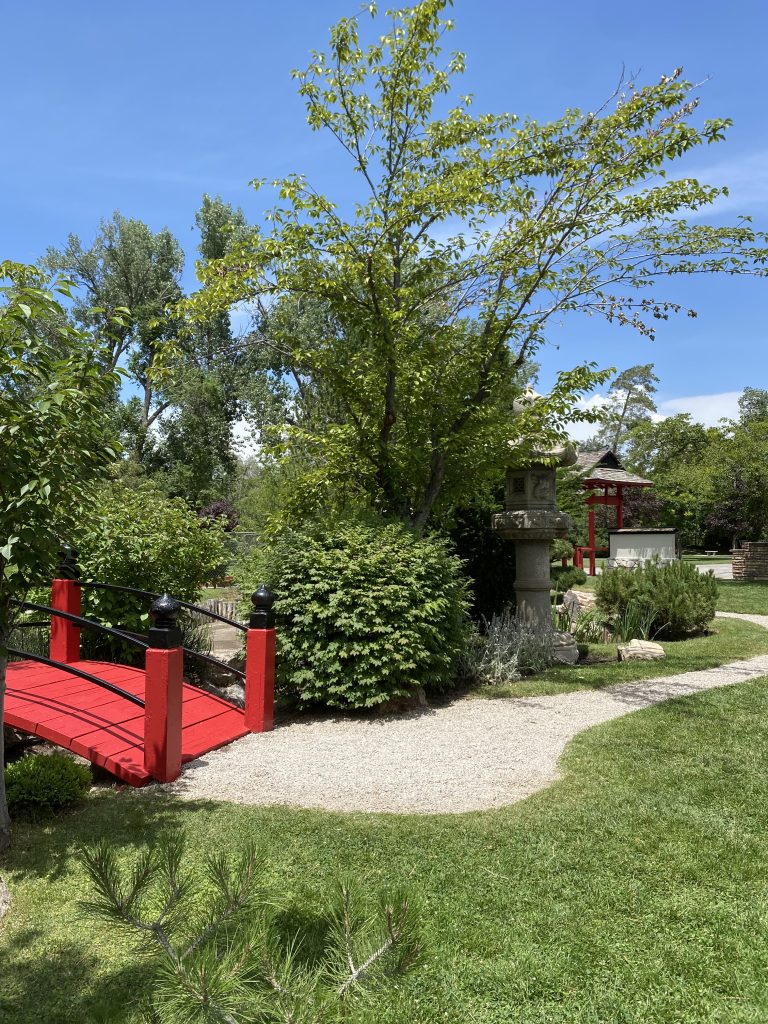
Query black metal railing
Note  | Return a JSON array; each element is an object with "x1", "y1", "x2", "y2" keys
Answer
[
  {"x1": 14, "y1": 601, "x2": 150, "y2": 651},
  {"x1": 6, "y1": 648, "x2": 145, "y2": 708},
  {"x1": 78, "y1": 582, "x2": 248, "y2": 632}
]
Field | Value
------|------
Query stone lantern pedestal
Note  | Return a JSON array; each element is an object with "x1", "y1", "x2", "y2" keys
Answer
[{"x1": 491, "y1": 452, "x2": 574, "y2": 627}]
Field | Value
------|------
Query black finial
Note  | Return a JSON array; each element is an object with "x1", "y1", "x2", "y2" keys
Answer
[
  {"x1": 250, "y1": 585, "x2": 275, "y2": 629},
  {"x1": 58, "y1": 544, "x2": 81, "y2": 580},
  {"x1": 148, "y1": 593, "x2": 182, "y2": 649}
]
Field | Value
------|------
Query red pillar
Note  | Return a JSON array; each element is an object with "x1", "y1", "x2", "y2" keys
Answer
[
  {"x1": 587, "y1": 505, "x2": 596, "y2": 577},
  {"x1": 616, "y1": 485, "x2": 624, "y2": 529},
  {"x1": 143, "y1": 594, "x2": 184, "y2": 783},
  {"x1": 245, "y1": 585, "x2": 276, "y2": 733},
  {"x1": 245, "y1": 628, "x2": 275, "y2": 732},
  {"x1": 144, "y1": 648, "x2": 183, "y2": 783},
  {"x1": 50, "y1": 578, "x2": 81, "y2": 663}
]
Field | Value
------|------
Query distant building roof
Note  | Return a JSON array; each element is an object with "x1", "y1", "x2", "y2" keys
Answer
[{"x1": 574, "y1": 449, "x2": 652, "y2": 488}]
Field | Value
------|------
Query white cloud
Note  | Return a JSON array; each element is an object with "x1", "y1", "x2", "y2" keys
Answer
[
  {"x1": 657, "y1": 391, "x2": 742, "y2": 426},
  {"x1": 565, "y1": 389, "x2": 742, "y2": 441}
]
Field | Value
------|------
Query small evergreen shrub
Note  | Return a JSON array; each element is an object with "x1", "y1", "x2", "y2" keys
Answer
[
  {"x1": 596, "y1": 560, "x2": 717, "y2": 637},
  {"x1": 5, "y1": 753, "x2": 91, "y2": 813},
  {"x1": 551, "y1": 538, "x2": 574, "y2": 563},
  {"x1": 551, "y1": 566, "x2": 587, "y2": 593},
  {"x1": 238, "y1": 517, "x2": 470, "y2": 708}
]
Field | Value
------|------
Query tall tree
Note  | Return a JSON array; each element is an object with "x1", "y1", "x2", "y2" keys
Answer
[
  {"x1": 737, "y1": 387, "x2": 768, "y2": 425},
  {"x1": 0, "y1": 261, "x2": 120, "y2": 851},
  {"x1": 147, "y1": 197, "x2": 248, "y2": 505},
  {"x1": 44, "y1": 213, "x2": 184, "y2": 460},
  {"x1": 186, "y1": 1, "x2": 767, "y2": 530}
]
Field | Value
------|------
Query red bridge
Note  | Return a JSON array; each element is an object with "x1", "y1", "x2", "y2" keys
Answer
[{"x1": 6, "y1": 555, "x2": 276, "y2": 787}]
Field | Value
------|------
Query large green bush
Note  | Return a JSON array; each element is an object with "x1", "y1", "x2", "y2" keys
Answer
[
  {"x1": 5, "y1": 753, "x2": 91, "y2": 813},
  {"x1": 239, "y1": 518, "x2": 470, "y2": 709},
  {"x1": 596, "y1": 560, "x2": 717, "y2": 637},
  {"x1": 76, "y1": 483, "x2": 227, "y2": 635}
]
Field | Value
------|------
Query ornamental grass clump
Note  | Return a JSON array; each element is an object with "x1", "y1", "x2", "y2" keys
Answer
[
  {"x1": 596, "y1": 560, "x2": 717, "y2": 638},
  {"x1": 238, "y1": 517, "x2": 470, "y2": 709},
  {"x1": 464, "y1": 611, "x2": 554, "y2": 685}
]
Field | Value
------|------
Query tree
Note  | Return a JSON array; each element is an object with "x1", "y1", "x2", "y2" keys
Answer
[
  {"x1": 44, "y1": 213, "x2": 184, "y2": 461},
  {"x1": 587, "y1": 363, "x2": 660, "y2": 453},
  {"x1": 148, "y1": 197, "x2": 249, "y2": 505},
  {"x1": 737, "y1": 387, "x2": 768, "y2": 425},
  {"x1": 623, "y1": 414, "x2": 714, "y2": 544},
  {"x1": 0, "y1": 261, "x2": 120, "y2": 851},
  {"x1": 187, "y1": 1, "x2": 766, "y2": 531}
]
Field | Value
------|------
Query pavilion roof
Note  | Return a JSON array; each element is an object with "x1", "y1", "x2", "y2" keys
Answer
[{"x1": 574, "y1": 448, "x2": 652, "y2": 488}]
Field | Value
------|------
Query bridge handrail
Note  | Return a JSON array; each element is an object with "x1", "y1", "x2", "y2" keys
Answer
[
  {"x1": 114, "y1": 627, "x2": 245, "y2": 682},
  {"x1": 78, "y1": 582, "x2": 248, "y2": 633},
  {"x1": 6, "y1": 647, "x2": 145, "y2": 708},
  {"x1": 14, "y1": 600, "x2": 150, "y2": 650}
]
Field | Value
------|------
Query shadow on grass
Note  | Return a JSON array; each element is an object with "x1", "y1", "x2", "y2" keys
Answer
[
  {"x1": 0, "y1": 922, "x2": 149, "y2": 1024},
  {"x1": 1, "y1": 789, "x2": 220, "y2": 882}
]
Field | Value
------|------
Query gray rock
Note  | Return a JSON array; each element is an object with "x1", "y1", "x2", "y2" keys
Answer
[
  {"x1": 617, "y1": 639, "x2": 665, "y2": 661},
  {"x1": 552, "y1": 630, "x2": 579, "y2": 665},
  {"x1": 561, "y1": 589, "x2": 597, "y2": 623}
]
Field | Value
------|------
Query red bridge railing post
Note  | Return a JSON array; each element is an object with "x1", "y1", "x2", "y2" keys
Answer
[
  {"x1": 245, "y1": 585, "x2": 276, "y2": 733},
  {"x1": 144, "y1": 594, "x2": 184, "y2": 783},
  {"x1": 50, "y1": 544, "x2": 81, "y2": 664}
]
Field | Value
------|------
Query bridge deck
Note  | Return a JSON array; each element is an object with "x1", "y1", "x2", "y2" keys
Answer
[{"x1": 5, "y1": 659, "x2": 249, "y2": 786}]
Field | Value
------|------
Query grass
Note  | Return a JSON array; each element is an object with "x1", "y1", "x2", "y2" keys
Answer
[
  {"x1": 200, "y1": 585, "x2": 240, "y2": 601},
  {"x1": 4, "y1": 678, "x2": 768, "y2": 1022},
  {"x1": 715, "y1": 580, "x2": 768, "y2": 615},
  {"x1": 474, "y1": 615, "x2": 768, "y2": 699}
]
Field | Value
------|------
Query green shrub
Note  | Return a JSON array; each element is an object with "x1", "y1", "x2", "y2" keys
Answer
[
  {"x1": 551, "y1": 566, "x2": 587, "y2": 593},
  {"x1": 76, "y1": 482, "x2": 227, "y2": 638},
  {"x1": 596, "y1": 560, "x2": 717, "y2": 637},
  {"x1": 5, "y1": 752, "x2": 91, "y2": 813},
  {"x1": 551, "y1": 538, "x2": 574, "y2": 563},
  {"x1": 238, "y1": 517, "x2": 470, "y2": 708}
]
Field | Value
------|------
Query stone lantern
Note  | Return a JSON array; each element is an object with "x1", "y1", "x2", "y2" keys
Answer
[{"x1": 491, "y1": 443, "x2": 576, "y2": 626}]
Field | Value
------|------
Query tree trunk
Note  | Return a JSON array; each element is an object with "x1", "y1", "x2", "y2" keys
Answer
[{"x1": 0, "y1": 647, "x2": 10, "y2": 852}]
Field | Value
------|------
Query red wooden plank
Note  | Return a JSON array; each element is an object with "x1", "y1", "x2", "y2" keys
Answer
[
  {"x1": 181, "y1": 712, "x2": 249, "y2": 760},
  {"x1": 5, "y1": 657, "x2": 250, "y2": 786}
]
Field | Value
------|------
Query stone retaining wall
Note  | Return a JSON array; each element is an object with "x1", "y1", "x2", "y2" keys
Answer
[{"x1": 732, "y1": 542, "x2": 768, "y2": 580}]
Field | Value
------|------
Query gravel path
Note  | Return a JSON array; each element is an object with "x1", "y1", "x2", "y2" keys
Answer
[{"x1": 169, "y1": 612, "x2": 768, "y2": 815}]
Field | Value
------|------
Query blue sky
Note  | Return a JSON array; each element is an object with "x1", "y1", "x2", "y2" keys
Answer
[{"x1": 2, "y1": 0, "x2": 766, "y2": 431}]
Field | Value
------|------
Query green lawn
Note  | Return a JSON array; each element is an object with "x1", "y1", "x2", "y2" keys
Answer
[
  {"x1": 715, "y1": 580, "x2": 768, "y2": 615},
  {"x1": 475, "y1": 615, "x2": 768, "y2": 699},
  {"x1": 4, "y1": 677, "x2": 768, "y2": 1022}
]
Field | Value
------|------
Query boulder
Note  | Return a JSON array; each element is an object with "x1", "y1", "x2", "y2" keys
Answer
[
  {"x1": 552, "y1": 631, "x2": 579, "y2": 665},
  {"x1": 617, "y1": 639, "x2": 665, "y2": 661},
  {"x1": 561, "y1": 588, "x2": 597, "y2": 624}
]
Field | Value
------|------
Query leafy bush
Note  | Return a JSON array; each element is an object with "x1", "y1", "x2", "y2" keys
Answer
[
  {"x1": 464, "y1": 611, "x2": 554, "y2": 684},
  {"x1": 238, "y1": 517, "x2": 470, "y2": 708},
  {"x1": 76, "y1": 483, "x2": 227, "y2": 637},
  {"x1": 596, "y1": 560, "x2": 717, "y2": 637},
  {"x1": 199, "y1": 498, "x2": 239, "y2": 532},
  {"x1": 5, "y1": 752, "x2": 91, "y2": 813}
]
